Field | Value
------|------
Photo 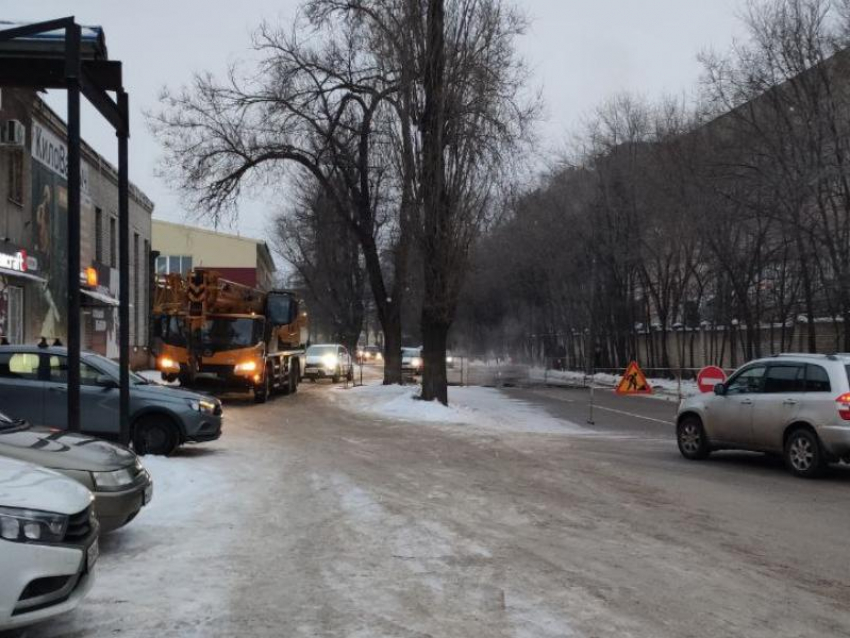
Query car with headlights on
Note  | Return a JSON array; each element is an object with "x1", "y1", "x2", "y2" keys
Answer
[
  {"x1": 0, "y1": 345, "x2": 223, "y2": 456},
  {"x1": 0, "y1": 411, "x2": 151, "y2": 532},
  {"x1": 0, "y1": 455, "x2": 99, "y2": 631},
  {"x1": 303, "y1": 344, "x2": 354, "y2": 383},
  {"x1": 676, "y1": 353, "x2": 850, "y2": 478},
  {"x1": 356, "y1": 345, "x2": 382, "y2": 364},
  {"x1": 401, "y1": 347, "x2": 423, "y2": 377}
]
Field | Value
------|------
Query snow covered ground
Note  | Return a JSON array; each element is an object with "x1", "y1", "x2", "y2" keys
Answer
[{"x1": 331, "y1": 383, "x2": 586, "y2": 434}]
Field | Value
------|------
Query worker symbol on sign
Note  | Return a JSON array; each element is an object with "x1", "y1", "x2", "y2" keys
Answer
[{"x1": 616, "y1": 362, "x2": 653, "y2": 395}]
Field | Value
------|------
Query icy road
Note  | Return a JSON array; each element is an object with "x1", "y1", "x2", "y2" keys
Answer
[{"x1": 10, "y1": 377, "x2": 850, "y2": 638}]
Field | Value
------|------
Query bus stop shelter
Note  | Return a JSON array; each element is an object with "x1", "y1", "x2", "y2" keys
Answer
[{"x1": 0, "y1": 17, "x2": 131, "y2": 444}]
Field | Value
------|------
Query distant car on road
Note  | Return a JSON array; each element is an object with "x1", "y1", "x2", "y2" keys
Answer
[
  {"x1": 357, "y1": 345, "x2": 382, "y2": 364},
  {"x1": 677, "y1": 354, "x2": 850, "y2": 477},
  {"x1": 0, "y1": 455, "x2": 98, "y2": 631},
  {"x1": 0, "y1": 410, "x2": 152, "y2": 532},
  {"x1": 303, "y1": 344, "x2": 354, "y2": 383},
  {"x1": 401, "y1": 347, "x2": 422, "y2": 377},
  {"x1": 0, "y1": 345, "x2": 223, "y2": 456}
]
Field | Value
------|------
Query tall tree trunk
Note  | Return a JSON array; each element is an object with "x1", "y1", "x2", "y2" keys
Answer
[{"x1": 419, "y1": 0, "x2": 448, "y2": 404}]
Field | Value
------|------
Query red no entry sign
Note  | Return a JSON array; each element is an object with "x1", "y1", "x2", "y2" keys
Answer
[{"x1": 697, "y1": 366, "x2": 727, "y2": 393}]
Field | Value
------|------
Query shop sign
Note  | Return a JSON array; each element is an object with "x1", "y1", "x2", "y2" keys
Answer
[{"x1": 0, "y1": 250, "x2": 28, "y2": 273}]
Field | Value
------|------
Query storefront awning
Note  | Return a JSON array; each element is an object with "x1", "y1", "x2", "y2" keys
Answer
[
  {"x1": 0, "y1": 267, "x2": 47, "y2": 283},
  {"x1": 82, "y1": 289, "x2": 119, "y2": 306}
]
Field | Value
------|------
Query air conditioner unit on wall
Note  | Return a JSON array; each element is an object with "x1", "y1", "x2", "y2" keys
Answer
[{"x1": 0, "y1": 120, "x2": 24, "y2": 146}]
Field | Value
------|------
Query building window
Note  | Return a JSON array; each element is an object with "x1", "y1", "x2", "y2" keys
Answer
[
  {"x1": 155, "y1": 255, "x2": 192, "y2": 276},
  {"x1": 95, "y1": 208, "x2": 103, "y2": 262},
  {"x1": 109, "y1": 216, "x2": 117, "y2": 268},
  {"x1": 7, "y1": 150, "x2": 23, "y2": 205}
]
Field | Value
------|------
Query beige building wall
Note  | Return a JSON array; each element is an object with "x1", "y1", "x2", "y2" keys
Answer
[
  {"x1": 153, "y1": 220, "x2": 260, "y2": 268},
  {"x1": 152, "y1": 219, "x2": 275, "y2": 290}
]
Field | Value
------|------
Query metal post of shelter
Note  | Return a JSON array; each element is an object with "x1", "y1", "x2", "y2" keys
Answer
[
  {"x1": 118, "y1": 90, "x2": 130, "y2": 446},
  {"x1": 65, "y1": 23, "x2": 82, "y2": 433}
]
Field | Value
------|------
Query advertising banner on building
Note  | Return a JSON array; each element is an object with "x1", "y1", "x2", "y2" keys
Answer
[{"x1": 31, "y1": 120, "x2": 77, "y2": 340}]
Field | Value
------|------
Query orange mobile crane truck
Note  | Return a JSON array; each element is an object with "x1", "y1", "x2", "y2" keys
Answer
[{"x1": 152, "y1": 269, "x2": 308, "y2": 402}]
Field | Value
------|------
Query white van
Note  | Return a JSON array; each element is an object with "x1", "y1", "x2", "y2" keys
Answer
[{"x1": 0, "y1": 456, "x2": 99, "y2": 630}]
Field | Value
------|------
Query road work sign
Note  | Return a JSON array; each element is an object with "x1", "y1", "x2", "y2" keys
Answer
[
  {"x1": 616, "y1": 362, "x2": 653, "y2": 395},
  {"x1": 697, "y1": 366, "x2": 727, "y2": 393}
]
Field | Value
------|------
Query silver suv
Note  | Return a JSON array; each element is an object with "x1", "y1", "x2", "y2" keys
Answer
[{"x1": 677, "y1": 354, "x2": 850, "y2": 478}]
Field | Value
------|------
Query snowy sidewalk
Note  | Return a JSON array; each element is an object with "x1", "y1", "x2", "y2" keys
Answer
[{"x1": 331, "y1": 383, "x2": 586, "y2": 434}]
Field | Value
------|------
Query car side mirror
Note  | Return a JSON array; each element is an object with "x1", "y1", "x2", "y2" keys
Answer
[
  {"x1": 713, "y1": 383, "x2": 727, "y2": 396},
  {"x1": 96, "y1": 374, "x2": 118, "y2": 389}
]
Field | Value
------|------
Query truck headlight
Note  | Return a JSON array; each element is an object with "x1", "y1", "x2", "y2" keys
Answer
[
  {"x1": 234, "y1": 360, "x2": 258, "y2": 373},
  {"x1": 92, "y1": 467, "x2": 136, "y2": 491},
  {"x1": 322, "y1": 354, "x2": 339, "y2": 369},
  {"x1": 159, "y1": 357, "x2": 179, "y2": 370},
  {"x1": 0, "y1": 506, "x2": 68, "y2": 543},
  {"x1": 411, "y1": 357, "x2": 422, "y2": 368},
  {"x1": 187, "y1": 399, "x2": 218, "y2": 414}
]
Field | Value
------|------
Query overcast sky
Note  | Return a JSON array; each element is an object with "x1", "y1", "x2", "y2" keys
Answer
[{"x1": 9, "y1": 0, "x2": 749, "y2": 243}]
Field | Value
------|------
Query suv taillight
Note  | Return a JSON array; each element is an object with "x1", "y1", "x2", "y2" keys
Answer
[{"x1": 836, "y1": 393, "x2": 850, "y2": 420}]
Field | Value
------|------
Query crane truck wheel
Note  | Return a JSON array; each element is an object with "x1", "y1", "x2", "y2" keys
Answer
[
  {"x1": 133, "y1": 414, "x2": 179, "y2": 456},
  {"x1": 291, "y1": 361, "x2": 300, "y2": 394},
  {"x1": 254, "y1": 365, "x2": 272, "y2": 403}
]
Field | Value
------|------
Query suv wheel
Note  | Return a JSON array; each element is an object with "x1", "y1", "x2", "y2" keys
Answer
[
  {"x1": 133, "y1": 415, "x2": 179, "y2": 456},
  {"x1": 784, "y1": 428, "x2": 826, "y2": 478},
  {"x1": 677, "y1": 416, "x2": 710, "y2": 460}
]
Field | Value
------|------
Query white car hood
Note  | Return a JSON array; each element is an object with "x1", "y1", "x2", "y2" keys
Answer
[{"x1": 0, "y1": 456, "x2": 93, "y2": 515}]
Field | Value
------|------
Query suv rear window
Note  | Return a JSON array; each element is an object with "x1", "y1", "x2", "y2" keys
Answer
[
  {"x1": 763, "y1": 364, "x2": 805, "y2": 393},
  {"x1": 806, "y1": 364, "x2": 831, "y2": 392}
]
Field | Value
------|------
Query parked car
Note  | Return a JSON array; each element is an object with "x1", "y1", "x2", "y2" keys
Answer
[
  {"x1": 0, "y1": 455, "x2": 99, "y2": 631},
  {"x1": 303, "y1": 344, "x2": 354, "y2": 382},
  {"x1": 356, "y1": 345, "x2": 382, "y2": 364},
  {"x1": 401, "y1": 347, "x2": 423, "y2": 376},
  {"x1": 676, "y1": 353, "x2": 850, "y2": 478},
  {"x1": 0, "y1": 411, "x2": 151, "y2": 532},
  {"x1": 0, "y1": 345, "x2": 223, "y2": 456}
]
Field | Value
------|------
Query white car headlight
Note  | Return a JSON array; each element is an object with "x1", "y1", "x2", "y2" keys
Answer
[
  {"x1": 322, "y1": 354, "x2": 339, "y2": 368},
  {"x1": 92, "y1": 467, "x2": 136, "y2": 491},
  {"x1": 411, "y1": 357, "x2": 422, "y2": 368},
  {"x1": 0, "y1": 506, "x2": 68, "y2": 543}
]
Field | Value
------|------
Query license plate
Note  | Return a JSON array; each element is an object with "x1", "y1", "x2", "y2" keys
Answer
[
  {"x1": 87, "y1": 538, "x2": 99, "y2": 571},
  {"x1": 144, "y1": 483, "x2": 153, "y2": 505}
]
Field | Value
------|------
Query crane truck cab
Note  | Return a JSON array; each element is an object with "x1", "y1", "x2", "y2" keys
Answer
[{"x1": 153, "y1": 270, "x2": 308, "y2": 403}]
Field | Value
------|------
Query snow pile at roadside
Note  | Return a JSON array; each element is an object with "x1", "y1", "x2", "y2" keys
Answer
[{"x1": 333, "y1": 383, "x2": 584, "y2": 434}]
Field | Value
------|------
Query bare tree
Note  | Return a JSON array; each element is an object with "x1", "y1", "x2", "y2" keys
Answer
[
  {"x1": 274, "y1": 179, "x2": 366, "y2": 351},
  {"x1": 149, "y1": 12, "x2": 413, "y2": 383}
]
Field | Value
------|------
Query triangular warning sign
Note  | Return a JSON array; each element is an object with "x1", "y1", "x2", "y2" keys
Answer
[{"x1": 615, "y1": 361, "x2": 653, "y2": 395}]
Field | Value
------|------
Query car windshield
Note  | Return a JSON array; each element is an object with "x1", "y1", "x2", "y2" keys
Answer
[
  {"x1": 307, "y1": 345, "x2": 338, "y2": 356},
  {"x1": 85, "y1": 354, "x2": 149, "y2": 385},
  {"x1": 402, "y1": 348, "x2": 420, "y2": 357},
  {"x1": 201, "y1": 317, "x2": 265, "y2": 352},
  {"x1": 157, "y1": 315, "x2": 188, "y2": 347}
]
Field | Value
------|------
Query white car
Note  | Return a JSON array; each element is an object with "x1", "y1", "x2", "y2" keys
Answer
[
  {"x1": 0, "y1": 456, "x2": 99, "y2": 631},
  {"x1": 401, "y1": 347, "x2": 423, "y2": 376}
]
